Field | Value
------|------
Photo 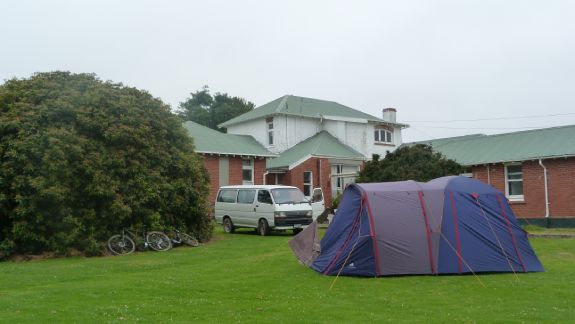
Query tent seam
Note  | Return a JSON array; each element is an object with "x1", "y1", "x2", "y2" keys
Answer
[
  {"x1": 497, "y1": 194, "x2": 527, "y2": 272},
  {"x1": 418, "y1": 191, "x2": 436, "y2": 274},
  {"x1": 363, "y1": 190, "x2": 381, "y2": 276}
]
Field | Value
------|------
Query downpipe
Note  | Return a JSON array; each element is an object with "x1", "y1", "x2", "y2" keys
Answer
[{"x1": 538, "y1": 159, "x2": 550, "y2": 227}]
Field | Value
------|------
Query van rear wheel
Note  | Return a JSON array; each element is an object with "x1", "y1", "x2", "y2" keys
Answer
[
  {"x1": 223, "y1": 217, "x2": 235, "y2": 234},
  {"x1": 258, "y1": 219, "x2": 269, "y2": 236}
]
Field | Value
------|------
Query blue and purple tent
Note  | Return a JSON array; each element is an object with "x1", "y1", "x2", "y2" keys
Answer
[{"x1": 289, "y1": 176, "x2": 543, "y2": 276}]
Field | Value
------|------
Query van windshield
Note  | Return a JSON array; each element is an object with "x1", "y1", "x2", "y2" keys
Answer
[{"x1": 271, "y1": 188, "x2": 307, "y2": 205}]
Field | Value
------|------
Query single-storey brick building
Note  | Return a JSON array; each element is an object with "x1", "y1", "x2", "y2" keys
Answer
[
  {"x1": 414, "y1": 125, "x2": 575, "y2": 226},
  {"x1": 183, "y1": 121, "x2": 276, "y2": 203}
]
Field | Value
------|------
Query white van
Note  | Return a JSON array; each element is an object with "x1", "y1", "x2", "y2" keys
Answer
[{"x1": 215, "y1": 185, "x2": 323, "y2": 236}]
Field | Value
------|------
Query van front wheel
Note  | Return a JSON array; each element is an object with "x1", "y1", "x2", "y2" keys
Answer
[
  {"x1": 223, "y1": 218, "x2": 235, "y2": 234},
  {"x1": 258, "y1": 219, "x2": 269, "y2": 236}
]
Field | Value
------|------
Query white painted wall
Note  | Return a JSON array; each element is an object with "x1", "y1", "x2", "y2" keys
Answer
[
  {"x1": 226, "y1": 115, "x2": 319, "y2": 154},
  {"x1": 226, "y1": 118, "x2": 267, "y2": 147},
  {"x1": 227, "y1": 115, "x2": 403, "y2": 159},
  {"x1": 322, "y1": 119, "x2": 402, "y2": 159}
]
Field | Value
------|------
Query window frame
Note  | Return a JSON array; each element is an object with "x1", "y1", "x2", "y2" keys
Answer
[
  {"x1": 267, "y1": 118, "x2": 274, "y2": 146},
  {"x1": 242, "y1": 158, "x2": 254, "y2": 185},
  {"x1": 237, "y1": 189, "x2": 256, "y2": 204},
  {"x1": 257, "y1": 189, "x2": 273, "y2": 204},
  {"x1": 504, "y1": 163, "x2": 524, "y2": 201},
  {"x1": 374, "y1": 128, "x2": 393, "y2": 144},
  {"x1": 217, "y1": 189, "x2": 238, "y2": 203},
  {"x1": 303, "y1": 171, "x2": 313, "y2": 197}
]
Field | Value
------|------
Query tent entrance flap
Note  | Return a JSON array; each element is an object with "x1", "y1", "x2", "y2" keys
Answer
[{"x1": 289, "y1": 221, "x2": 321, "y2": 266}]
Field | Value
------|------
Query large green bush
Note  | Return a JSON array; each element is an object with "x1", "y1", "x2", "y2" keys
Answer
[
  {"x1": 357, "y1": 144, "x2": 465, "y2": 183},
  {"x1": 0, "y1": 72, "x2": 211, "y2": 258}
]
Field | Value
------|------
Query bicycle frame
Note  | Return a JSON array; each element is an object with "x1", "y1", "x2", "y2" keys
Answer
[{"x1": 122, "y1": 228, "x2": 151, "y2": 249}]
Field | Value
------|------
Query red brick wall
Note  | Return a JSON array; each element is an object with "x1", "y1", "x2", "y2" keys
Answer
[
  {"x1": 201, "y1": 154, "x2": 268, "y2": 205},
  {"x1": 202, "y1": 155, "x2": 220, "y2": 204},
  {"x1": 472, "y1": 157, "x2": 575, "y2": 218},
  {"x1": 228, "y1": 158, "x2": 243, "y2": 185},
  {"x1": 254, "y1": 159, "x2": 266, "y2": 185},
  {"x1": 283, "y1": 157, "x2": 333, "y2": 208},
  {"x1": 546, "y1": 158, "x2": 575, "y2": 217}
]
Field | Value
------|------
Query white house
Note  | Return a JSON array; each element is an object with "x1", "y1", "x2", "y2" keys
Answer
[{"x1": 219, "y1": 95, "x2": 408, "y2": 206}]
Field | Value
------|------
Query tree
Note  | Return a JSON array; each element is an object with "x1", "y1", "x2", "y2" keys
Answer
[
  {"x1": 177, "y1": 86, "x2": 254, "y2": 132},
  {"x1": 0, "y1": 72, "x2": 211, "y2": 258},
  {"x1": 357, "y1": 144, "x2": 465, "y2": 183}
]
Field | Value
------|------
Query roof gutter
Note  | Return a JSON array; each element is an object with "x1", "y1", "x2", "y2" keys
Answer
[
  {"x1": 196, "y1": 150, "x2": 277, "y2": 158},
  {"x1": 538, "y1": 159, "x2": 550, "y2": 219},
  {"x1": 460, "y1": 153, "x2": 575, "y2": 167}
]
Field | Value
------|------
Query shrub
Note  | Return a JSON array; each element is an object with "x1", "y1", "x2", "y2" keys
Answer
[
  {"x1": 331, "y1": 192, "x2": 343, "y2": 210},
  {"x1": 357, "y1": 144, "x2": 465, "y2": 183},
  {"x1": 0, "y1": 72, "x2": 211, "y2": 258}
]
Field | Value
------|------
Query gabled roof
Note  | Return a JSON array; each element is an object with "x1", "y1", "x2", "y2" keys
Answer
[
  {"x1": 219, "y1": 95, "x2": 408, "y2": 128},
  {"x1": 183, "y1": 121, "x2": 276, "y2": 157},
  {"x1": 406, "y1": 125, "x2": 575, "y2": 166},
  {"x1": 267, "y1": 131, "x2": 366, "y2": 170}
]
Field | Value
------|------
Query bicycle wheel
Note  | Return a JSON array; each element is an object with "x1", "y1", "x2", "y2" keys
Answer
[
  {"x1": 107, "y1": 235, "x2": 136, "y2": 255},
  {"x1": 179, "y1": 232, "x2": 200, "y2": 247},
  {"x1": 146, "y1": 231, "x2": 172, "y2": 251}
]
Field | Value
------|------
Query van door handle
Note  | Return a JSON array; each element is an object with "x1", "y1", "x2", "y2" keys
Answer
[{"x1": 254, "y1": 207, "x2": 256, "y2": 212}]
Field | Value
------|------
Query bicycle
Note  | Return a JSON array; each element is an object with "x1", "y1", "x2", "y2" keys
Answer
[
  {"x1": 167, "y1": 229, "x2": 200, "y2": 247},
  {"x1": 107, "y1": 227, "x2": 172, "y2": 255}
]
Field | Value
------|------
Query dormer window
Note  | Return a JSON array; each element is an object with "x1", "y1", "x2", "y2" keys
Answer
[
  {"x1": 267, "y1": 117, "x2": 274, "y2": 146},
  {"x1": 374, "y1": 127, "x2": 393, "y2": 144}
]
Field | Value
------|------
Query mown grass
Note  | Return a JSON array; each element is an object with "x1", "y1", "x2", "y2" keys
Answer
[
  {"x1": 523, "y1": 225, "x2": 575, "y2": 235},
  {"x1": 0, "y1": 228, "x2": 574, "y2": 323}
]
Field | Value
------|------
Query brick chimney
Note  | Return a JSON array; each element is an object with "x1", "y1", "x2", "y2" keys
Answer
[{"x1": 382, "y1": 107, "x2": 397, "y2": 123}]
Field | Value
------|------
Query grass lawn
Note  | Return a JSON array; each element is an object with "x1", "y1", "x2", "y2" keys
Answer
[{"x1": 1, "y1": 228, "x2": 574, "y2": 323}]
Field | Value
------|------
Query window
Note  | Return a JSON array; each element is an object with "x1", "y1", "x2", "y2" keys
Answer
[
  {"x1": 242, "y1": 158, "x2": 253, "y2": 185},
  {"x1": 303, "y1": 171, "x2": 312, "y2": 197},
  {"x1": 217, "y1": 189, "x2": 238, "y2": 203},
  {"x1": 374, "y1": 128, "x2": 393, "y2": 144},
  {"x1": 267, "y1": 118, "x2": 274, "y2": 146},
  {"x1": 334, "y1": 164, "x2": 343, "y2": 194},
  {"x1": 237, "y1": 190, "x2": 256, "y2": 204},
  {"x1": 257, "y1": 190, "x2": 273, "y2": 204},
  {"x1": 505, "y1": 164, "x2": 524, "y2": 201},
  {"x1": 274, "y1": 173, "x2": 284, "y2": 185},
  {"x1": 332, "y1": 164, "x2": 359, "y2": 195},
  {"x1": 271, "y1": 188, "x2": 306, "y2": 204}
]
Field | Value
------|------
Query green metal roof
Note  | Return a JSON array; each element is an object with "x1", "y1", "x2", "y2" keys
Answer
[
  {"x1": 183, "y1": 121, "x2": 276, "y2": 157},
  {"x1": 219, "y1": 95, "x2": 407, "y2": 128},
  {"x1": 267, "y1": 131, "x2": 366, "y2": 170},
  {"x1": 408, "y1": 125, "x2": 575, "y2": 166}
]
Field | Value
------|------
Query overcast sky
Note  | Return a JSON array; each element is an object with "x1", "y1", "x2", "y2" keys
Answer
[{"x1": 1, "y1": 0, "x2": 574, "y2": 141}]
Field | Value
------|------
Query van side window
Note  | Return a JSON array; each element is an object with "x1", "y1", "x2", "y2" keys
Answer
[
  {"x1": 237, "y1": 190, "x2": 256, "y2": 204},
  {"x1": 217, "y1": 189, "x2": 237, "y2": 203},
  {"x1": 258, "y1": 190, "x2": 273, "y2": 204}
]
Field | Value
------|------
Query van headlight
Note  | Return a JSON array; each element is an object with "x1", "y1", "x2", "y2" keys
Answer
[
  {"x1": 274, "y1": 211, "x2": 286, "y2": 218},
  {"x1": 306, "y1": 210, "x2": 312, "y2": 217}
]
